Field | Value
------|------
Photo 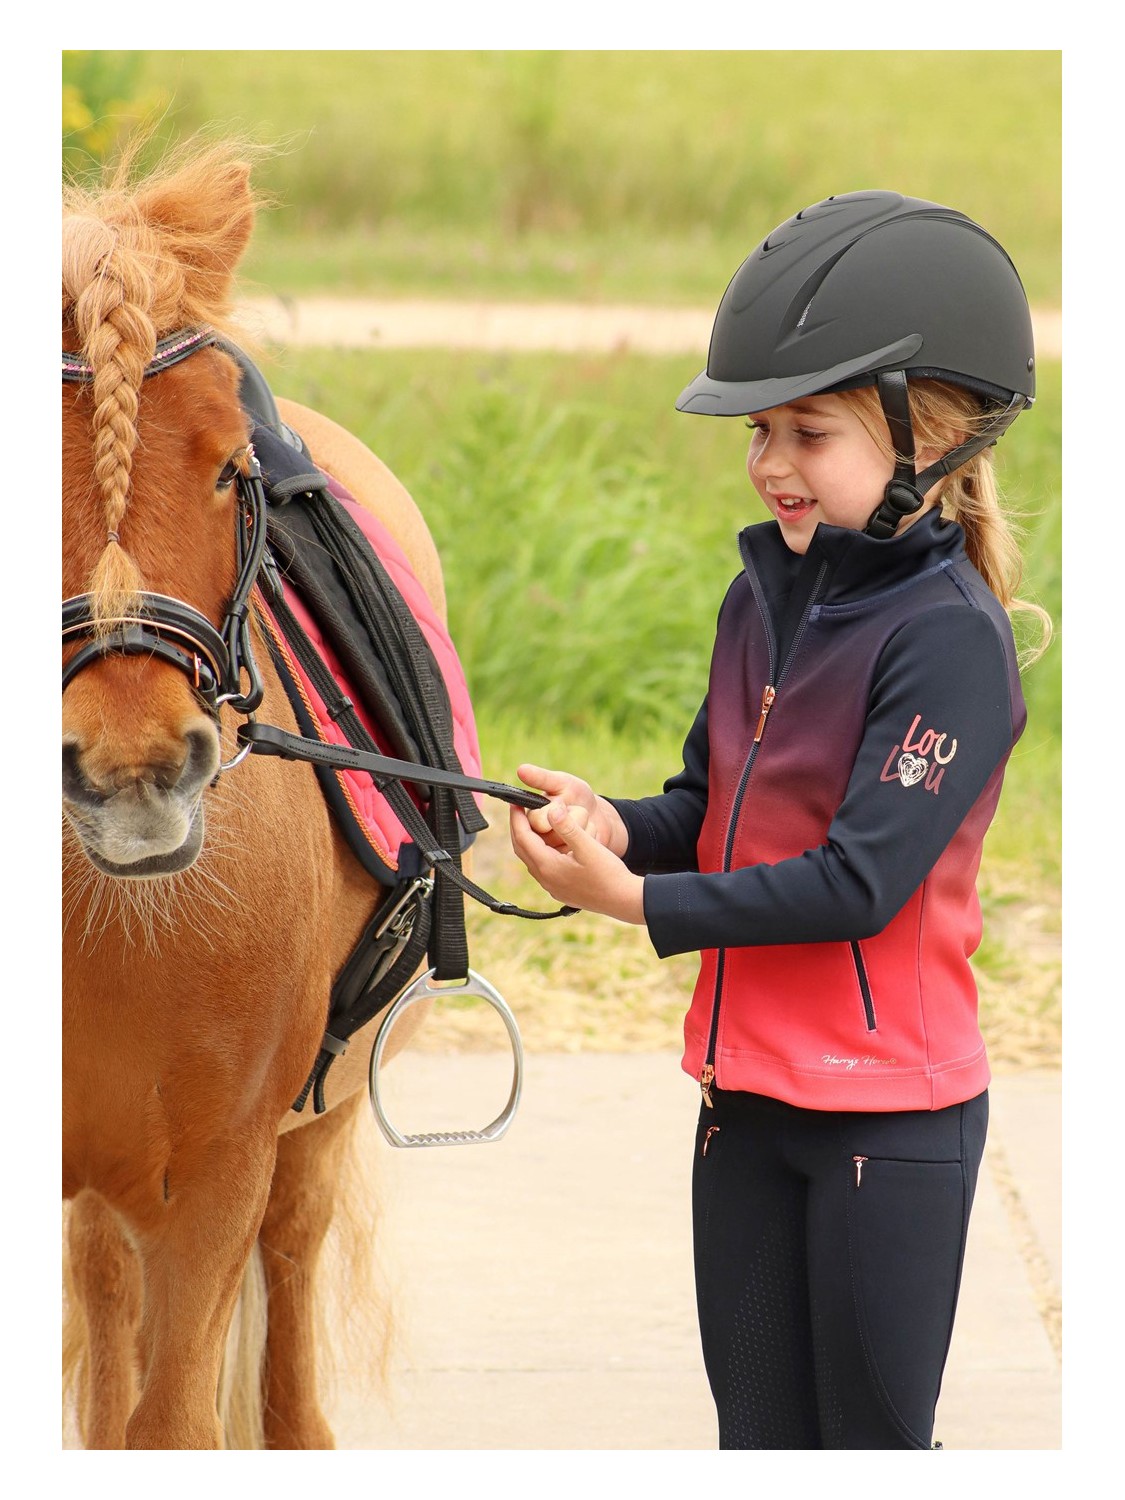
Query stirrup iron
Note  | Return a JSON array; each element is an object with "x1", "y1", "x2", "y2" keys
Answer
[{"x1": 368, "y1": 968, "x2": 524, "y2": 1148}]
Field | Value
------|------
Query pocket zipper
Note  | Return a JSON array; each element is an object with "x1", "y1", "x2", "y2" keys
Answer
[{"x1": 850, "y1": 942, "x2": 877, "y2": 1032}]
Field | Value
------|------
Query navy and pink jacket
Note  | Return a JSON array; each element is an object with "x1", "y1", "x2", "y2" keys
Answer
[{"x1": 610, "y1": 511, "x2": 1025, "y2": 1112}]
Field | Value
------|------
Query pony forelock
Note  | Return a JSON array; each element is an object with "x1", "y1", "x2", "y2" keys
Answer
[{"x1": 62, "y1": 138, "x2": 263, "y2": 627}]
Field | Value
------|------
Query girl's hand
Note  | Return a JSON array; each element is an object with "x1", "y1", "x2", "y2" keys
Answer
[
  {"x1": 510, "y1": 800, "x2": 646, "y2": 925},
  {"x1": 516, "y1": 763, "x2": 629, "y2": 855}
]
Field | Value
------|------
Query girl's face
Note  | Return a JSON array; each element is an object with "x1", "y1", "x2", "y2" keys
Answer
[{"x1": 745, "y1": 392, "x2": 936, "y2": 554}]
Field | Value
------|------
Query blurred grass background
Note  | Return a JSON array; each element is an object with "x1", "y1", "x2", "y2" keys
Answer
[
  {"x1": 64, "y1": 50, "x2": 1061, "y2": 304},
  {"x1": 62, "y1": 50, "x2": 1061, "y2": 1063},
  {"x1": 259, "y1": 346, "x2": 1061, "y2": 1064}
]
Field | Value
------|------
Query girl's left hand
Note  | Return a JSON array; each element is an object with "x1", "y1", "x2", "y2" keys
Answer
[{"x1": 510, "y1": 800, "x2": 646, "y2": 925}]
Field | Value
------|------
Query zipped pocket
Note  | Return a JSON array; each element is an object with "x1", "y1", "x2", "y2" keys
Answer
[{"x1": 850, "y1": 941, "x2": 877, "y2": 1032}]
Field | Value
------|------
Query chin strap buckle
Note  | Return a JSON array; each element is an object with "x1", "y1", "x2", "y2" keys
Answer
[{"x1": 865, "y1": 478, "x2": 926, "y2": 540}]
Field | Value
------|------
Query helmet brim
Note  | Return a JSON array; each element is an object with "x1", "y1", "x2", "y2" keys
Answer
[{"x1": 675, "y1": 334, "x2": 925, "y2": 416}]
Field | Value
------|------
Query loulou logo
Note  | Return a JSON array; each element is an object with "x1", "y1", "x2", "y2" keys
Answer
[{"x1": 880, "y1": 713, "x2": 958, "y2": 795}]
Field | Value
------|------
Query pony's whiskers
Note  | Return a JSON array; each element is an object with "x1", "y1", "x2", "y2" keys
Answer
[
  {"x1": 62, "y1": 800, "x2": 253, "y2": 955},
  {"x1": 63, "y1": 137, "x2": 408, "y2": 1451}
]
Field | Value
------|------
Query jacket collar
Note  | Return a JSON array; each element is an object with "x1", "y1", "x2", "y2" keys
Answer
[{"x1": 738, "y1": 509, "x2": 968, "y2": 605}]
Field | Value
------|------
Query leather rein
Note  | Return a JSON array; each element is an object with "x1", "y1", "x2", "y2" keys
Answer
[{"x1": 60, "y1": 326, "x2": 557, "y2": 829}]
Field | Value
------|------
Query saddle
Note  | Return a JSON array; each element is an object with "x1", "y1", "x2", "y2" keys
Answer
[{"x1": 230, "y1": 351, "x2": 543, "y2": 1114}]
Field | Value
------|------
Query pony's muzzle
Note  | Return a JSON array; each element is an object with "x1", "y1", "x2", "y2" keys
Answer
[
  {"x1": 61, "y1": 724, "x2": 220, "y2": 875},
  {"x1": 62, "y1": 724, "x2": 220, "y2": 804}
]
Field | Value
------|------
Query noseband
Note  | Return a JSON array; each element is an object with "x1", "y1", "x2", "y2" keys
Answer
[{"x1": 61, "y1": 327, "x2": 267, "y2": 739}]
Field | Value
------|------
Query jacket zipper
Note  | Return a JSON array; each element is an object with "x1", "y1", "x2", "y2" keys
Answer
[
  {"x1": 699, "y1": 560, "x2": 828, "y2": 1106},
  {"x1": 850, "y1": 941, "x2": 878, "y2": 1031}
]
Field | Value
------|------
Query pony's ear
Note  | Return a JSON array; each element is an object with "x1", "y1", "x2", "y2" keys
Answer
[{"x1": 136, "y1": 157, "x2": 257, "y2": 308}]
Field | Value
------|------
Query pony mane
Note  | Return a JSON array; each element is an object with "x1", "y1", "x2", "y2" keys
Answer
[{"x1": 62, "y1": 136, "x2": 267, "y2": 624}]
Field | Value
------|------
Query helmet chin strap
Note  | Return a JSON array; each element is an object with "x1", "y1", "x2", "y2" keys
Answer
[
  {"x1": 864, "y1": 370, "x2": 926, "y2": 540},
  {"x1": 864, "y1": 370, "x2": 1028, "y2": 540}
]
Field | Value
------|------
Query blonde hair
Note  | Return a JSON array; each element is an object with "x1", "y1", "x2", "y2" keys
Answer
[{"x1": 841, "y1": 380, "x2": 1053, "y2": 668}]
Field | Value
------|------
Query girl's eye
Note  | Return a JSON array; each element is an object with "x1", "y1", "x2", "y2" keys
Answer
[{"x1": 744, "y1": 420, "x2": 826, "y2": 442}]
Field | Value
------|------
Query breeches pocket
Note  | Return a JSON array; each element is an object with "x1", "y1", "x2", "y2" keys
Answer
[{"x1": 844, "y1": 1156, "x2": 969, "y2": 1440}]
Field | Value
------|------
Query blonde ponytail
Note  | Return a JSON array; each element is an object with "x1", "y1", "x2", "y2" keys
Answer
[{"x1": 843, "y1": 381, "x2": 1053, "y2": 669}]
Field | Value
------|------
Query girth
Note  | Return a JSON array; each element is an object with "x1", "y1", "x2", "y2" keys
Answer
[
  {"x1": 246, "y1": 421, "x2": 572, "y2": 1112},
  {"x1": 62, "y1": 329, "x2": 574, "y2": 1120}
]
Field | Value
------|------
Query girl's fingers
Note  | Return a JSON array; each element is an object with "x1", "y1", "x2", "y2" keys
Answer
[
  {"x1": 545, "y1": 800, "x2": 592, "y2": 853},
  {"x1": 517, "y1": 762, "x2": 567, "y2": 792},
  {"x1": 527, "y1": 802, "x2": 588, "y2": 838}
]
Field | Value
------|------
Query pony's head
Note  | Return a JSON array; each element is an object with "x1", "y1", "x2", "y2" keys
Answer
[{"x1": 62, "y1": 142, "x2": 262, "y2": 878}]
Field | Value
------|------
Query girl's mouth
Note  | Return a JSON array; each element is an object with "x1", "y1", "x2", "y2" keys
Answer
[{"x1": 773, "y1": 495, "x2": 816, "y2": 523}]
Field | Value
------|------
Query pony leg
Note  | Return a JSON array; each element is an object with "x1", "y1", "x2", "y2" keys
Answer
[
  {"x1": 65, "y1": 1190, "x2": 143, "y2": 1448},
  {"x1": 125, "y1": 1131, "x2": 278, "y2": 1449},
  {"x1": 257, "y1": 1091, "x2": 365, "y2": 1449}
]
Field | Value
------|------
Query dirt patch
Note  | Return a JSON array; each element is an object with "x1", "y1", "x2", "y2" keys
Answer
[{"x1": 238, "y1": 296, "x2": 1063, "y2": 360}]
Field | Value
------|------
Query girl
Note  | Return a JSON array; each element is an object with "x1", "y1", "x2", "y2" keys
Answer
[{"x1": 509, "y1": 190, "x2": 1052, "y2": 1450}]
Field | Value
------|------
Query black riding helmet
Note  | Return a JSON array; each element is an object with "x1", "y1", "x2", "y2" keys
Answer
[{"x1": 676, "y1": 190, "x2": 1036, "y2": 538}]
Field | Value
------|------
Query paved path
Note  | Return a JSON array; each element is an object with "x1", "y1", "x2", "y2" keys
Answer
[
  {"x1": 223, "y1": 294, "x2": 1063, "y2": 1455},
  {"x1": 238, "y1": 296, "x2": 1063, "y2": 360},
  {"x1": 332, "y1": 1052, "x2": 1061, "y2": 1451}
]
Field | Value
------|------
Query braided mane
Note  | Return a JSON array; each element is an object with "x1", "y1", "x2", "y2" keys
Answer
[{"x1": 62, "y1": 139, "x2": 261, "y2": 624}]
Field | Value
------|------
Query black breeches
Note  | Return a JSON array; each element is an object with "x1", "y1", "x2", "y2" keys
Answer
[{"x1": 691, "y1": 1087, "x2": 988, "y2": 1449}]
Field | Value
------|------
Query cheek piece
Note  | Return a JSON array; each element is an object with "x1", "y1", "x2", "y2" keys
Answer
[{"x1": 864, "y1": 369, "x2": 1027, "y2": 540}]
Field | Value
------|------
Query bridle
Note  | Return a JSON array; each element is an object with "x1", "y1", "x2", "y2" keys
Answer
[
  {"x1": 62, "y1": 321, "x2": 573, "y2": 1128},
  {"x1": 62, "y1": 327, "x2": 268, "y2": 768},
  {"x1": 59, "y1": 320, "x2": 563, "y2": 867}
]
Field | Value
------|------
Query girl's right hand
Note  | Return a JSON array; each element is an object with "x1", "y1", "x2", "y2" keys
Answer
[{"x1": 516, "y1": 763, "x2": 629, "y2": 856}]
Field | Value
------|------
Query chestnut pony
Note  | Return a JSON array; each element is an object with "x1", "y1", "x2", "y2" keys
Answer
[{"x1": 62, "y1": 142, "x2": 456, "y2": 1448}]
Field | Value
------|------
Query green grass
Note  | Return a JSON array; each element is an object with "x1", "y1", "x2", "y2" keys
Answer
[
  {"x1": 71, "y1": 50, "x2": 1060, "y2": 306},
  {"x1": 61, "y1": 51, "x2": 1061, "y2": 1060},
  {"x1": 255, "y1": 344, "x2": 1061, "y2": 887}
]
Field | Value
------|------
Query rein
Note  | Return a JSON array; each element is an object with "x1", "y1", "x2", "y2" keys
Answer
[{"x1": 61, "y1": 325, "x2": 572, "y2": 902}]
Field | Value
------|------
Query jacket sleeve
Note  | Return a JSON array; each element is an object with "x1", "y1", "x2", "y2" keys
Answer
[{"x1": 641, "y1": 606, "x2": 1021, "y2": 957}]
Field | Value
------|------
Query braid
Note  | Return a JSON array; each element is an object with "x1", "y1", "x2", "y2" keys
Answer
[
  {"x1": 62, "y1": 214, "x2": 156, "y2": 630},
  {"x1": 841, "y1": 381, "x2": 1053, "y2": 669},
  {"x1": 62, "y1": 134, "x2": 266, "y2": 632}
]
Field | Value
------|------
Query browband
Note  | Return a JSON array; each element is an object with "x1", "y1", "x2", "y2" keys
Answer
[{"x1": 62, "y1": 326, "x2": 218, "y2": 384}]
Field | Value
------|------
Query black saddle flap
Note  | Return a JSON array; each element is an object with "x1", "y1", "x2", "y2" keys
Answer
[{"x1": 252, "y1": 422, "x2": 485, "y2": 839}]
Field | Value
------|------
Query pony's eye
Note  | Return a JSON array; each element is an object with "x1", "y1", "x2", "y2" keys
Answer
[{"x1": 216, "y1": 460, "x2": 240, "y2": 491}]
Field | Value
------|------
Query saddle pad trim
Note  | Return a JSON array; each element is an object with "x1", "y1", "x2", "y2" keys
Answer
[
  {"x1": 253, "y1": 489, "x2": 483, "y2": 877},
  {"x1": 255, "y1": 597, "x2": 402, "y2": 876}
]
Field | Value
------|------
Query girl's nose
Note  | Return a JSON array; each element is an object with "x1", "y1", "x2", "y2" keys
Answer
[{"x1": 748, "y1": 433, "x2": 790, "y2": 481}]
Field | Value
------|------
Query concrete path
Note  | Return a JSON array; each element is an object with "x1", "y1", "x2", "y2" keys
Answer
[
  {"x1": 333, "y1": 1051, "x2": 1061, "y2": 1451},
  {"x1": 238, "y1": 296, "x2": 1063, "y2": 361}
]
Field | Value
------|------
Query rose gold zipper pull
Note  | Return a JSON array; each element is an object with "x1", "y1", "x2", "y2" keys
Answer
[
  {"x1": 753, "y1": 684, "x2": 777, "y2": 743},
  {"x1": 702, "y1": 1125, "x2": 721, "y2": 1157},
  {"x1": 853, "y1": 1155, "x2": 868, "y2": 1188},
  {"x1": 700, "y1": 1064, "x2": 715, "y2": 1108}
]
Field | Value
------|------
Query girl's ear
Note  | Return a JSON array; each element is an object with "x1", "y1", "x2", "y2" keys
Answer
[{"x1": 915, "y1": 426, "x2": 968, "y2": 477}]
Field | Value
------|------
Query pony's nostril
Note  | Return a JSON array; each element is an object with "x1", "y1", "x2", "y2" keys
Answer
[
  {"x1": 62, "y1": 738, "x2": 102, "y2": 806},
  {"x1": 181, "y1": 724, "x2": 222, "y2": 790}
]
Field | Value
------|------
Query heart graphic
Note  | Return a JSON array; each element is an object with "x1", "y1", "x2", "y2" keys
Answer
[{"x1": 898, "y1": 752, "x2": 928, "y2": 788}]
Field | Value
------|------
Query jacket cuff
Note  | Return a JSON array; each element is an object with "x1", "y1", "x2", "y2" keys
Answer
[{"x1": 641, "y1": 872, "x2": 697, "y2": 958}]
